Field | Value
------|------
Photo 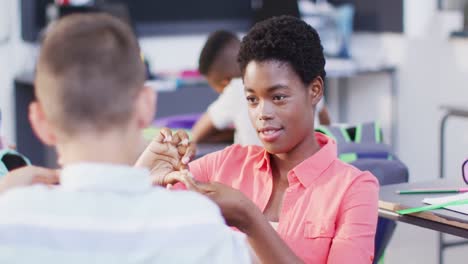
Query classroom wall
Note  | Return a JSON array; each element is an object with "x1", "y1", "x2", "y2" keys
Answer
[
  {"x1": 1, "y1": 0, "x2": 468, "y2": 184},
  {"x1": 140, "y1": 35, "x2": 208, "y2": 73},
  {"x1": 343, "y1": 1, "x2": 468, "y2": 184}
]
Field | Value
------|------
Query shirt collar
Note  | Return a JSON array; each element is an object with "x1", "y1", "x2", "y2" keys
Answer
[
  {"x1": 60, "y1": 162, "x2": 152, "y2": 193},
  {"x1": 254, "y1": 149, "x2": 271, "y2": 171},
  {"x1": 292, "y1": 133, "x2": 337, "y2": 187},
  {"x1": 255, "y1": 132, "x2": 338, "y2": 187}
]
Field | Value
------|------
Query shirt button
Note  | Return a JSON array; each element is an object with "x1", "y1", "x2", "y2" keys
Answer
[{"x1": 320, "y1": 227, "x2": 326, "y2": 234}]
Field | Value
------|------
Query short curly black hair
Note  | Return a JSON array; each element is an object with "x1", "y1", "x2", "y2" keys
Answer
[
  {"x1": 238, "y1": 15, "x2": 326, "y2": 85},
  {"x1": 198, "y1": 30, "x2": 239, "y2": 75}
]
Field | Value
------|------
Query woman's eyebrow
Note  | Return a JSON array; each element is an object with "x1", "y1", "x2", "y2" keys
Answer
[{"x1": 245, "y1": 84, "x2": 289, "y2": 93}]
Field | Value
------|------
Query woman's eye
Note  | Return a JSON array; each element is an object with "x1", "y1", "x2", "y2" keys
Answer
[
  {"x1": 246, "y1": 96, "x2": 257, "y2": 104},
  {"x1": 273, "y1": 95, "x2": 287, "y2": 101}
]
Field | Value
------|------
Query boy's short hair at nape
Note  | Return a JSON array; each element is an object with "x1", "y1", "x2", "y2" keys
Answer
[
  {"x1": 237, "y1": 15, "x2": 326, "y2": 85},
  {"x1": 36, "y1": 13, "x2": 145, "y2": 136},
  {"x1": 198, "y1": 30, "x2": 240, "y2": 75}
]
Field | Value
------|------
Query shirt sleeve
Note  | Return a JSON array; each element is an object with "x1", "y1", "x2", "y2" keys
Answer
[
  {"x1": 188, "y1": 156, "x2": 211, "y2": 183},
  {"x1": 327, "y1": 172, "x2": 379, "y2": 264},
  {"x1": 207, "y1": 80, "x2": 242, "y2": 129}
]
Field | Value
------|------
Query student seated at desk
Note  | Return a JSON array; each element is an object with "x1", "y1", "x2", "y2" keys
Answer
[
  {"x1": 139, "y1": 16, "x2": 379, "y2": 264},
  {"x1": 192, "y1": 30, "x2": 331, "y2": 146},
  {"x1": 0, "y1": 14, "x2": 252, "y2": 264}
]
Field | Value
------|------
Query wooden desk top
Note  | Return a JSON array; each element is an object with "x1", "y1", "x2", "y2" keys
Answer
[{"x1": 379, "y1": 180, "x2": 468, "y2": 237}]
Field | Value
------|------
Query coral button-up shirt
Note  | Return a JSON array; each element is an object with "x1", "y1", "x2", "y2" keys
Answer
[{"x1": 189, "y1": 133, "x2": 379, "y2": 263}]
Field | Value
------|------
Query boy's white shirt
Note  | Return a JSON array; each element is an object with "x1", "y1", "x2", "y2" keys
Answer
[
  {"x1": 0, "y1": 162, "x2": 252, "y2": 264},
  {"x1": 207, "y1": 78, "x2": 324, "y2": 146}
]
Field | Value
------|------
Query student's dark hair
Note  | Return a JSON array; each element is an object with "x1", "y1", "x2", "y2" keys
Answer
[
  {"x1": 36, "y1": 13, "x2": 145, "y2": 135},
  {"x1": 237, "y1": 15, "x2": 326, "y2": 85},
  {"x1": 198, "y1": 30, "x2": 240, "y2": 75}
]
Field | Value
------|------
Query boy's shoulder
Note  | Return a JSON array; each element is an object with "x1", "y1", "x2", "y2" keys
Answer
[
  {"x1": 0, "y1": 185, "x2": 50, "y2": 203},
  {"x1": 0, "y1": 184, "x2": 224, "y2": 224},
  {"x1": 0, "y1": 185, "x2": 59, "y2": 218}
]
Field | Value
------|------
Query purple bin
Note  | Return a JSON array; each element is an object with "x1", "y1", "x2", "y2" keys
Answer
[{"x1": 153, "y1": 113, "x2": 202, "y2": 129}]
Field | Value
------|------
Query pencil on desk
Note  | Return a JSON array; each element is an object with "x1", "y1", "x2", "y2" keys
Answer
[{"x1": 396, "y1": 188, "x2": 468, "y2": 195}]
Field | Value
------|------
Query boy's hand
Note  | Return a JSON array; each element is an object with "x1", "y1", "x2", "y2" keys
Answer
[
  {"x1": 135, "y1": 128, "x2": 196, "y2": 186},
  {"x1": 0, "y1": 166, "x2": 60, "y2": 194}
]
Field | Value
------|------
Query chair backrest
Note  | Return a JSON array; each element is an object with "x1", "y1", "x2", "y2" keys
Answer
[
  {"x1": 0, "y1": 149, "x2": 31, "y2": 177},
  {"x1": 316, "y1": 122, "x2": 409, "y2": 183}
]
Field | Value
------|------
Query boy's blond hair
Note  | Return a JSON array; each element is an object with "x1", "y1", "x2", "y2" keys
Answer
[{"x1": 35, "y1": 13, "x2": 145, "y2": 136}]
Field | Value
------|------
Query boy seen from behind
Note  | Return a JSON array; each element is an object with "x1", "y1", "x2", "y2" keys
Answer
[{"x1": 0, "y1": 14, "x2": 251, "y2": 264}]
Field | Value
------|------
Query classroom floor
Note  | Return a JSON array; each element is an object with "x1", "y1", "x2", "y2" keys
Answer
[{"x1": 385, "y1": 223, "x2": 468, "y2": 264}]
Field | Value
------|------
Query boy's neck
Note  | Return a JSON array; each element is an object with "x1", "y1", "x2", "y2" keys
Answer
[
  {"x1": 56, "y1": 128, "x2": 143, "y2": 167},
  {"x1": 229, "y1": 73, "x2": 242, "y2": 80}
]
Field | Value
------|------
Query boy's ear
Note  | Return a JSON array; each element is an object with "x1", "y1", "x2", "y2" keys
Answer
[
  {"x1": 307, "y1": 76, "x2": 324, "y2": 106},
  {"x1": 28, "y1": 101, "x2": 57, "y2": 146},
  {"x1": 135, "y1": 86, "x2": 156, "y2": 129},
  {"x1": 220, "y1": 78, "x2": 231, "y2": 88}
]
